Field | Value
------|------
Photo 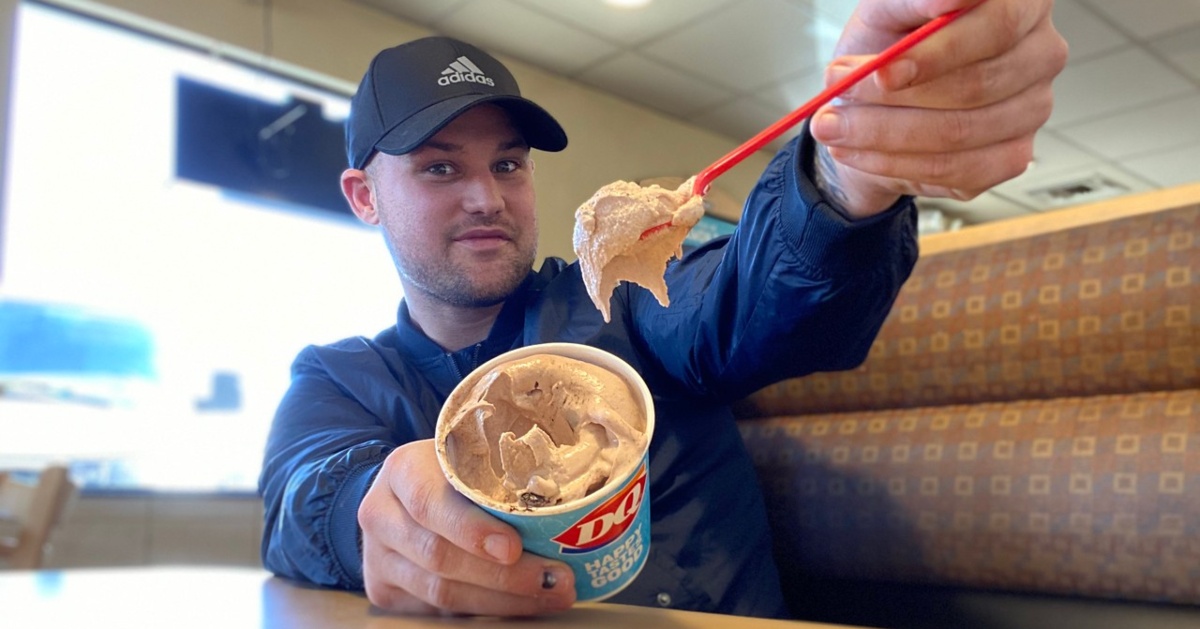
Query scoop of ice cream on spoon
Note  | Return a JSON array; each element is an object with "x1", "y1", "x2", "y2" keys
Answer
[
  {"x1": 573, "y1": 176, "x2": 705, "y2": 322},
  {"x1": 570, "y1": 6, "x2": 973, "y2": 321}
]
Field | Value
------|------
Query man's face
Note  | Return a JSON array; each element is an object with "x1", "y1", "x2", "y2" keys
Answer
[{"x1": 362, "y1": 105, "x2": 538, "y2": 308}]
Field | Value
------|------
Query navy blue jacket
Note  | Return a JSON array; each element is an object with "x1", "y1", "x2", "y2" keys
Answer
[{"x1": 259, "y1": 133, "x2": 918, "y2": 618}]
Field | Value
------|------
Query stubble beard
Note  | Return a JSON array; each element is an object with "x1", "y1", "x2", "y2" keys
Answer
[{"x1": 388, "y1": 234, "x2": 535, "y2": 308}]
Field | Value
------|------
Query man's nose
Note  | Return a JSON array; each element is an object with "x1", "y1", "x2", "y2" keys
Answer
[{"x1": 462, "y1": 174, "x2": 504, "y2": 215}]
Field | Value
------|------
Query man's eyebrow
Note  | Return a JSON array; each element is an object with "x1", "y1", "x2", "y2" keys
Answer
[
  {"x1": 500, "y1": 138, "x2": 530, "y2": 151},
  {"x1": 414, "y1": 137, "x2": 528, "y2": 154},
  {"x1": 418, "y1": 140, "x2": 461, "y2": 153}
]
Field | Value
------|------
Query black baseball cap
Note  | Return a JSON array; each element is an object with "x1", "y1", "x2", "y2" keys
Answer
[{"x1": 346, "y1": 36, "x2": 568, "y2": 169}]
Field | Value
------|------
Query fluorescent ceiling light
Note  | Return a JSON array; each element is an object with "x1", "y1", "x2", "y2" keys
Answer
[{"x1": 605, "y1": 0, "x2": 653, "y2": 8}]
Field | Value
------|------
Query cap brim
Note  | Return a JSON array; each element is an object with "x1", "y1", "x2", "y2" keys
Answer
[{"x1": 372, "y1": 94, "x2": 568, "y2": 158}]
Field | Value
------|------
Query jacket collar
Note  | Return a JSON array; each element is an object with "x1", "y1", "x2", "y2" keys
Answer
[{"x1": 391, "y1": 268, "x2": 548, "y2": 373}]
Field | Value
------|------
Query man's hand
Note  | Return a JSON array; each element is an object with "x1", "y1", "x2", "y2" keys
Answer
[
  {"x1": 358, "y1": 440, "x2": 576, "y2": 616},
  {"x1": 809, "y1": 0, "x2": 1068, "y2": 218}
]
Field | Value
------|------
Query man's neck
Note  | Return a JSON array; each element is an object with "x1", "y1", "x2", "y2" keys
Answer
[{"x1": 403, "y1": 290, "x2": 505, "y2": 352}]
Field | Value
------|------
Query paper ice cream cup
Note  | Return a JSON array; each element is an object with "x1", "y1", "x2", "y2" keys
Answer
[{"x1": 434, "y1": 342, "x2": 655, "y2": 602}]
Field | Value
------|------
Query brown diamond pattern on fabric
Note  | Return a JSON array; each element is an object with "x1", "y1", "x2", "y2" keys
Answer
[
  {"x1": 743, "y1": 390, "x2": 1200, "y2": 604},
  {"x1": 735, "y1": 201, "x2": 1200, "y2": 605},
  {"x1": 735, "y1": 207, "x2": 1199, "y2": 419}
]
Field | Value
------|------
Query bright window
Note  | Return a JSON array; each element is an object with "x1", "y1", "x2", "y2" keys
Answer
[{"x1": 0, "y1": 3, "x2": 401, "y2": 492}]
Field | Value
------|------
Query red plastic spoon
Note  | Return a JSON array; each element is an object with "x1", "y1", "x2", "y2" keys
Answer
[{"x1": 639, "y1": 3, "x2": 978, "y2": 240}]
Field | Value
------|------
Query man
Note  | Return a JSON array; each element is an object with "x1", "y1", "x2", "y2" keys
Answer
[{"x1": 259, "y1": 0, "x2": 1067, "y2": 618}]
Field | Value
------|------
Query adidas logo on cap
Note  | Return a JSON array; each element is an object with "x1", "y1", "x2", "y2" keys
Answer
[{"x1": 438, "y1": 55, "x2": 495, "y2": 87}]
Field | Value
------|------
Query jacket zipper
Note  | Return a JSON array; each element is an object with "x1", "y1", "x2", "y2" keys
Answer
[{"x1": 447, "y1": 342, "x2": 484, "y2": 380}]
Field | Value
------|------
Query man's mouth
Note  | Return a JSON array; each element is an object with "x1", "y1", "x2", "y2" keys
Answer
[{"x1": 454, "y1": 227, "x2": 512, "y2": 250}]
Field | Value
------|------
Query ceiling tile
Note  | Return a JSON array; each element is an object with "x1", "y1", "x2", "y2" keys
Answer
[
  {"x1": 1122, "y1": 142, "x2": 1200, "y2": 188},
  {"x1": 1046, "y1": 47, "x2": 1195, "y2": 127},
  {"x1": 1057, "y1": 93, "x2": 1200, "y2": 160},
  {"x1": 576, "y1": 52, "x2": 735, "y2": 118},
  {"x1": 357, "y1": 0, "x2": 471, "y2": 26},
  {"x1": 689, "y1": 96, "x2": 791, "y2": 147},
  {"x1": 990, "y1": 162, "x2": 1155, "y2": 211},
  {"x1": 1081, "y1": 0, "x2": 1200, "y2": 40},
  {"x1": 803, "y1": 0, "x2": 855, "y2": 26},
  {"x1": 754, "y1": 66, "x2": 825, "y2": 111},
  {"x1": 345, "y1": 0, "x2": 1200, "y2": 227},
  {"x1": 787, "y1": 0, "x2": 849, "y2": 60},
  {"x1": 970, "y1": 130, "x2": 1120, "y2": 214},
  {"x1": 1151, "y1": 24, "x2": 1200, "y2": 82},
  {"x1": 1029, "y1": 129, "x2": 1106, "y2": 173},
  {"x1": 1052, "y1": 0, "x2": 1129, "y2": 61},
  {"x1": 640, "y1": 0, "x2": 827, "y2": 92},
  {"x1": 918, "y1": 192, "x2": 1036, "y2": 226},
  {"x1": 435, "y1": 1, "x2": 619, "y2": 75},
  {"x1": 512, "y1": 0, "x2": 736, "y2": 46}
]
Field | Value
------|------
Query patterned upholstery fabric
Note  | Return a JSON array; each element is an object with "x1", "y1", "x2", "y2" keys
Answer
[
  {"x1": 736, "y1": 201, "x2": 1200, "y2": 605},
  {"x1": 742, "y1": 391, "x2": 1200, "y2": 603},
  {"x1": 737, "y1": 205, "x2": 1198, "y2": 417}
]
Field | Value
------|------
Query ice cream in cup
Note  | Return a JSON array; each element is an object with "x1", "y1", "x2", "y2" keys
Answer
[{"x1": 434, "y1": 342, "x2": 655, "y2": 602}]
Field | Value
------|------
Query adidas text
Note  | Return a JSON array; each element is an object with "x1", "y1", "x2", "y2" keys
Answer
[{"x1": 437, "y1": 73, "x2": 495, "y2": 87}]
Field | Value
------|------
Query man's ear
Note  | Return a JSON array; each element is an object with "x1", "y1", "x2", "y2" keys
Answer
[{"x1": 341, "y1": 168, "x2": 379, "y2": 225}]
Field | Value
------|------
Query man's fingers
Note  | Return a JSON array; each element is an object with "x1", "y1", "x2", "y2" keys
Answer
[
  {"x1": 362, "y1": 548, "x2": 440, "y2": 616},
  {"x1": 397, "y1": 518, "x2": 576, "y2": 597},
  {"x1": 858, "y1": 0, "x2": 978, "y2": 32},
  {"x1": 826, "y1": 132, "x2": 1036, "y2": 199},
  {"x1": 836, "y1": 0, "x2": 978, "y2": 58},
  {"x1": 386, "y1": 442, "x2": 522, "y2": 565},
  {"x1": 813, "y1": 79, "x2": 1053, "y2": 153},
  {"x1": 366, "y1": 553, "x2": 574, "y2": 617},
  {"x1": 875, "y1": 0, "x2": 1048, "y2": 91},
  {"x1": 902, "y1": 16, "x2": 1066, "y2": 108},
  {"x1": 808, "y1": 0, "x2": 1065, "y2": 216},
  {"x1": 829, "y1": 15, "x2": 1067, "y2": 111},
  {"x1": 381, "y1": 443, "x2": 577, "y2": 598},
  {"x1": 836, "y1": 0, "x2": 1063, "y2": 97},
  {"x1": 360, "y1": 442, "x2": 578, "y2": 616}
]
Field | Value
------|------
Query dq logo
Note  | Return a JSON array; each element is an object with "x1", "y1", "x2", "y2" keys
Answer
[{"x1": 551, "y1": 464, "x2": 646, "y2": 554}]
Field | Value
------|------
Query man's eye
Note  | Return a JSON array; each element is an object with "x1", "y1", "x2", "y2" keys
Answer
[
  {"x1": 426, "y1": 163, "x2": 456, "y2": 176},
  {"x1": 494, "y1": 160, "x2": 520, "y2": 174}
]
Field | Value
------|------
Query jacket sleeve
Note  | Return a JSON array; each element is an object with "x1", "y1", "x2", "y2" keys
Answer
[
  {"x1": 257, "y1": 343, "x2": 398, "y2": 589},
  {"x1": 631, "y1": 128, "x2": 919, "y2": 402}
]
